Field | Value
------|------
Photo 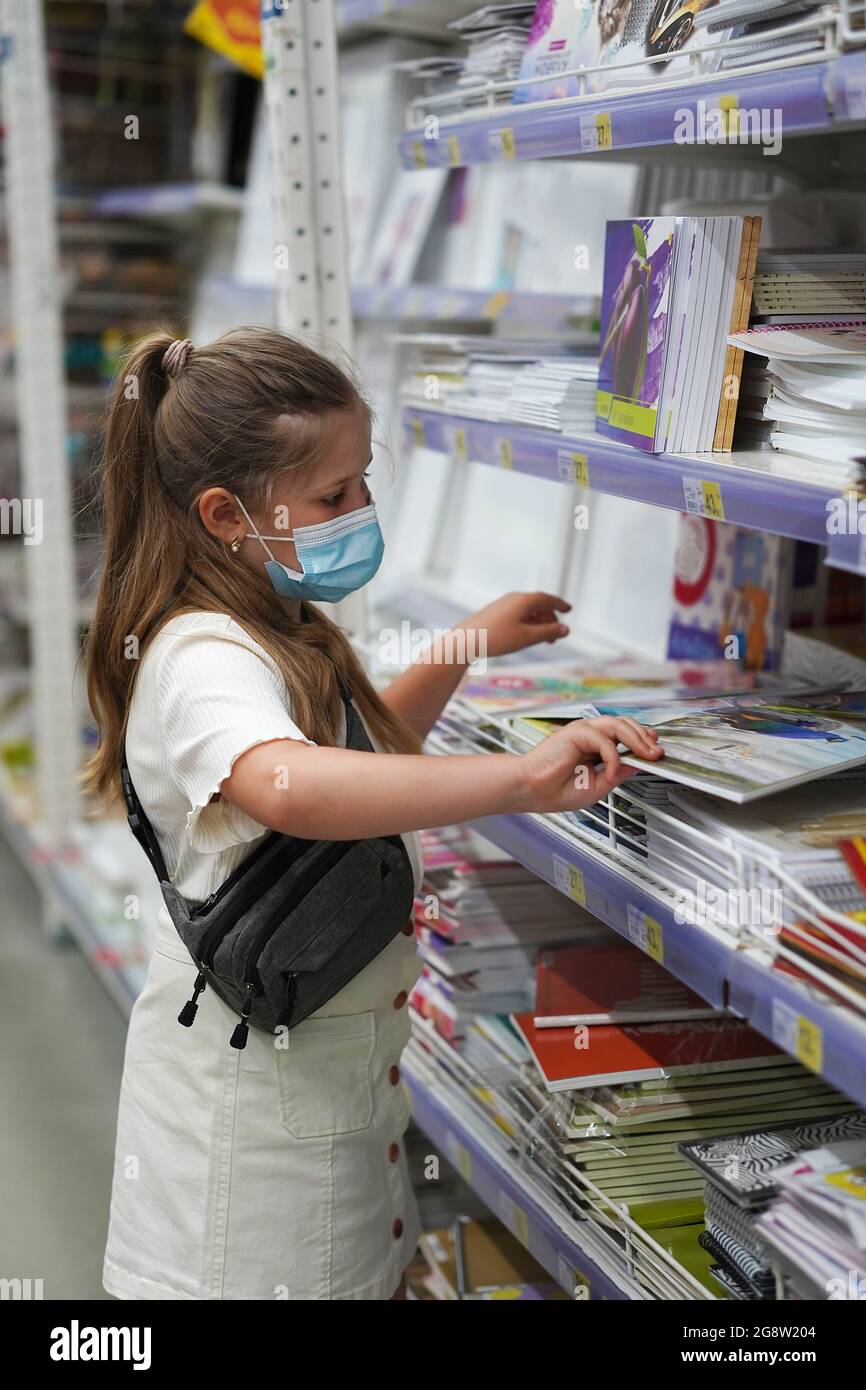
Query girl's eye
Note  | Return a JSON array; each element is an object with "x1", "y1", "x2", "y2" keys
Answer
[{"x1": 321, "y1": 471, "x2": 371, "y2": 508}]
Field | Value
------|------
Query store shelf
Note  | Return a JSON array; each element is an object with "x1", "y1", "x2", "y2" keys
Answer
[
  {"x1": 471, "y1": 811, "x2": 733, "y2": 1008},
  {"x1": 92, "y1": 183, "x2": 244, "y2": 219},
  {"x1": 402, "y1": 1060, "x2": 639, "y2": 1299},
  {"x1": 468, "y1": 810, "x2": 866, "y2": 1111},
  {"x1": 0, "y1": 771, "x2": 141, "y2": 1018},
  {"x1": 404, "y1": 407, "x2": 865, "y2": 573},
  {"x1": 352, "y1": 284, "x2": 595, "y2": 329},
  {"x1": 399, "y1": 50, "x2": 866, "y2": 167},
  {"x1": 338, "y1": 0, "x2": 471, "y2": 41}
]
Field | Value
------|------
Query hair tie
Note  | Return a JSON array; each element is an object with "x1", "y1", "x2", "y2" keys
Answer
[{"x1": 162, "y1": 338, "x2": 194, "y2": 378}]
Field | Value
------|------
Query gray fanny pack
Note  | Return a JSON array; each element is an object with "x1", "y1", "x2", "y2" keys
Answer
[{"x1": 121, "y1": 682, "x2": 416, "y2": 1049}]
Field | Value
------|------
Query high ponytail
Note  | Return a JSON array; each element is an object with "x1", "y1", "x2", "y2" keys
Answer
[{"x1": 83, "y1": 325, "x2": 422, "y2": 805}]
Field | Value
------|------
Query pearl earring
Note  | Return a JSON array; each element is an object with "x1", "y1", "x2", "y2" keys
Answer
[{"x1": 230, "y1": 535, "x2": 241, "y2": 553}]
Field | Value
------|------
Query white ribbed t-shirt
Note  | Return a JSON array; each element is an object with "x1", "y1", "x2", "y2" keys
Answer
[{"x1": 125, "y1": 611, "x2": 424, "y2": 1016}]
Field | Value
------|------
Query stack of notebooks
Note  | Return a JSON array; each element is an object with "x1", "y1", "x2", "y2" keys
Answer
[
  {"x1": 639, "y1": 775, "x2": 866, "y2": 1003},
  {"x1": 679, "y1": 1112, "x2": 866, "y2": 1299},
  {"x1": 754, "y1": 1136, "x2": 866, "y2": 1299},
  {"x1": 399, "y1": 339, "x2": 598, "y2": 428},
  {"x1": 751, "y1": 251, "x2": 866, "y2": 323},
  {"x1": 404, "y1": 933, "x2": 861, "y2": 1298},
  {"x1": 450, "y1": 3, "x2": 537, "y2": 106},
  {"x1": 410, "y1": 825, "x2": 614, "y2": 1040},
  {"x1": 596, "y1": 215, "x2": 760, "y2": 453},
  {"x1": 731, "y1": 320, "x2": 866, "y2": 487},
  {"x1": 697, "y1": 0, "x2": 832, "y2": 72}
]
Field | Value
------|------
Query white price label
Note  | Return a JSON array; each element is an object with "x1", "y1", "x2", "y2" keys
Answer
[
  {"x1": 498, "y1": 1191, "x2": 530, "y2": 1245},
  {"x1": 843, "y1": 69, "x2": 866, "y2": 120},
  {"x1": 446, "y1": 1132, "x2": 473, "y2": 1181}
]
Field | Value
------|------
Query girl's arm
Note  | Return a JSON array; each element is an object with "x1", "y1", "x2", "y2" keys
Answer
[
  {"x1": 379, "y1": 591, "x2": 572, "y2": 738},
  {"x1": 220, "y1": 715, "x2": 662, "y2": 840}
]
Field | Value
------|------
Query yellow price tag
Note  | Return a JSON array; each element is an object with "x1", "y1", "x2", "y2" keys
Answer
[
  {"x1": 718, "y1": 94, "x2": 740, "y2": 137},
  {"x1": 559, "y1": 449, "x2": 590, "y2": 487},
  {"x1": 595, "y1": 112, "x2": 613, "y2": 150},
  {"x1": 498, "y1": 126, "x2": 516, "y2": 159},
  {"x1": 553, "y1": 854, "x2": 586, "y2": 905},
  {"x1": 446, "y1": 134, "x2": 461, "y2": 166},
  {"x1": 453, "y1": 426, "x2": 467, "y2": 463},
  {"x1": 512, "y1": 1203, "x2": 529, "y2": 1245},
  {"x1": 645, "y1": 916, "x2": 664, "y2": 965},
  {"x1": 498, "y1": 436, "x2": 513, "y2": 470},
  {"x1": 796, "y1": 1015, "x2": 823, "y2": 1073},
  {"x1": 455, "y1": 1143, "x2": 472, "y2": 1182},
  {"x1": 701, "y1": 481, "x2": 725, "y2": 520},
  {"x1": 411, "y1": 139, "x2": 427, "y2": 168},
  {"x1": 411, "y1": 417, "x2": 425, "y2": 447},
  {"x1": 628, "y1": 905, "x2": 664, "y2": 963},
  {"x1": 483, "y1": 288, "x2": 510, "y2": 318}
]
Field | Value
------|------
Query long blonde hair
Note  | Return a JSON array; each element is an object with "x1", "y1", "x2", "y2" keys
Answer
[{"x1": 83, "y1": 324, "x2": 421, "y2": 804}]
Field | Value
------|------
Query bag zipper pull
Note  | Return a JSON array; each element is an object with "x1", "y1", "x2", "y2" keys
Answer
[
  {"x1": 229, "y1": 983, "x2": 256, "y2": 1050},
  {"x1": 178, "y1": 967, "x2": 208, "y2": 1028}
]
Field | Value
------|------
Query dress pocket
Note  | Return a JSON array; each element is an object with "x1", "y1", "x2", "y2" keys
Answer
[{"x1": 275, "y1": 1010, "x2": 377, "y2": 1139}]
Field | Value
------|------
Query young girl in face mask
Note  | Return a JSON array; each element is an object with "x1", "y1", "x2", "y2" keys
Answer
[{"x1": 85, "y1": 326, "x2": 661, "y2": 1303}]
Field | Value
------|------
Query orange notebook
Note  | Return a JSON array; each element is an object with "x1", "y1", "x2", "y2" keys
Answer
[
  {"x1": 511, "y1": 1013, "x2": 785, "y2": 1092},
  {"x1": 534, "y1": 942, "x2": 726, "y2": 1028}
]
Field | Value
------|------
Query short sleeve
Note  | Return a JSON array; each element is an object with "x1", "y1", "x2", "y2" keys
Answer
[{"x1": 154, "y1": 618, "x2": 315, "y2": 854}]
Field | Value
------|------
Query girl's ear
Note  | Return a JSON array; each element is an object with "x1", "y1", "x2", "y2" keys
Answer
[{"x1": 198, "y1": 487, "x2": 246, "y2": 541}]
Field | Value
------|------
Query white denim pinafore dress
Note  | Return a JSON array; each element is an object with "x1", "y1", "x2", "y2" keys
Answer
[{"x1": 101, "y1": 613, "x2": 424, "y2": 1301}]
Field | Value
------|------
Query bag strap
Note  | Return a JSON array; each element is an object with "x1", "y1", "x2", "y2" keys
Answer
[{"x1": 120, "y1": 754, "x2": 170, "y2": 885}]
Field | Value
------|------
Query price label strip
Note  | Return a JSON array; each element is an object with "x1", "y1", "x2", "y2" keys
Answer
[
  {"x1": 446, "y1": 134, "x2": 462, "y2": 166},
  {"x1": 772, "y1": 998, "x2": 824, "y2": 1074},
  {"x1": 557, "y1": 447, "x2": 590, "y2": 488},
  {"x1": 552, "y1": 853, "x2": 586, "y2": 906},
  {"x1": 683, "y1": 476, "x2": 725, "y2": 521},
  {"x1": 627, "y1": 904, "x2": 664, "y2": 964},
  {"x1": 579, "y1": 111, "x2": 613, "y2": 152}
]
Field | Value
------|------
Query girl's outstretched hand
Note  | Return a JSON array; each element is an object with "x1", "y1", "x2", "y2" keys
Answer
[
  {"x1": 519, "y1": 715, "x2": 663, "y2": 814},
  {"x1": 456, "y1": 590, "x2": 572, "y2": 660}
]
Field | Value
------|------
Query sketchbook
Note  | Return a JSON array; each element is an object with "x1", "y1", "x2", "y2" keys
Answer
[
  {"x1": 533, "y1": 942, "x2": 726, "y2": 1027},
  {"x1": 502, "y1": 691, "x2": 866, "y2": 803}
]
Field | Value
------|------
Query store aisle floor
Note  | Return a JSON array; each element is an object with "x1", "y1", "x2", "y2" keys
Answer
[{"x1": 0, "y1": 833, "x2": 127, "y2": 1300}]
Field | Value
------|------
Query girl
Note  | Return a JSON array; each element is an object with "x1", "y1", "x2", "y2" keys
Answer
[{"x1": 85, "y1": 325, "x2": 661, "y2": 1302}]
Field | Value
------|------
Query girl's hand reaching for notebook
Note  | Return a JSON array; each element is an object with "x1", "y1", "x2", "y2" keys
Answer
[
  {"x1": 519, "y1": 716, "x2": 663, "y2": 813},
  {"x1": 456, "y1": 590, "x2": 572, "y2": 658}
]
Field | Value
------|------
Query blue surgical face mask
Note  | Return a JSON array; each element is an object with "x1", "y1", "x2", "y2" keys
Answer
[{"x1": 233, "y1": 494, "x2": 384, "y2": 603}]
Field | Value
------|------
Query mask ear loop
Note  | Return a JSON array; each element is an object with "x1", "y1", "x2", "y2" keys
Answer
[
  {"x1": 233, "y1": 494, "x2": 305, "y2": 580},
  {"x1": 232, "y1": 494, "x2": 280, "y2": 566}
]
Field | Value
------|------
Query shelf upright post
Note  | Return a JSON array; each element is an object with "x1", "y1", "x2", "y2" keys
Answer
[
  {"x1": 0, "y1": 3, "x2": 80, "y2": 846},
  {"x1": 259, "y1": 0, "x2": 366, "y2": 639}
]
